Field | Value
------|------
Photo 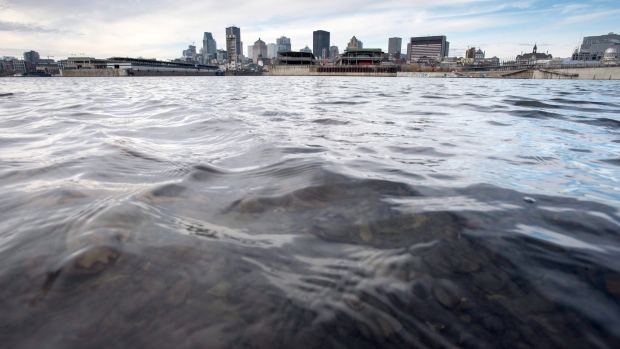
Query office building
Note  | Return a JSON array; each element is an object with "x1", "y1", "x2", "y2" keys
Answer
[
  {"x1": 409, "y1": 36, "x2": 449, "y2": 61},
  {"x1": 202, "y1": 32, "x2": 217, "y2": 64},
  {"x1": 300, "y1": 46, "x2": 312, "y2": 53},
  {"x1": 406, "y1": 43, "x2": 411, "y2": 60},
  {"x1": 23, "y1": 50, "x2": 40, "y2": 63},
  {"x1": 347, "y1": 36, "x2": 363, "y2": 49},
  {"x1": 182, "y1": 45, "x2": 196, "y2": 60},
  {"x1": 388, "y1": 38, "x2": 402, "y2": 58},
  {"x1": 226, "y1": 35, "x2": 238, "y2": 68},
  {"x1": 276, "y1": 36, "x2": 291, "y2": 52},
  {"x1": 247, "y1": 45, "x2": 254, "y2": 61},
  {"x1": 225, "y1": 26, "x2": 242, "y2": 60},
  {"x1": 329, "y1": 45, "x2": 340, "y2": 59},
  {"x1": 572, "y1": 32, "x2": 619, "y2": 61},
  {"x1": 268, "y1": 43, "x2": 277, "y2": 59},
  {"x1": 313, "y1": 30, "x2": 330, "y2": 59},
  {"x1": 253, "y1": 38, "x2": 267, "y2": 60}
]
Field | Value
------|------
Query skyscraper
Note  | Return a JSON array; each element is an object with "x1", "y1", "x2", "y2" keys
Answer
[
  {"x1": 225, "y1": 26, "x2": 242, "y2": 61},
  {"x1": 202, "y1": 32, "x2": 217, "y2": 64},
  {"x1": 247, "y1": 45, "x2": 254, "y2": 61},
  {"x1": 253, "y1": 38, "x2": 267, "y2": 61},
  {"x1": 276, "y1": 36, "x2": 291, "y2": 52},
  {"x1": 226, "y1": 35, "x2": 238, "y2": 68},
  {"x1": 267, "y1": 43, "x2": 277, "y2": 59},
  {"x1": 388, "y1": 37, "x2": 402, "y2": 58},
  {"x1": 347, "y1": 36, "x2": 363, "y2": 49},
  {"x1": 313, "y1": 30, "x2": 330, "y2": 59},
  {"x1": 409, "y1": 36, "x2": 449, "y2": 61}
]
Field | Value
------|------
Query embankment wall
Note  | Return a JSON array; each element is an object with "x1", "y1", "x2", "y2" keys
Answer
[
  {"x1": 533, "y1": 67, "x2": 620, "y2": 80},
  {"x1": 61, "y1": 69, "x2": 218, "y2": 77},
  {"x1": 269, "y1": 65, "x2": 397, "y2": 77}
]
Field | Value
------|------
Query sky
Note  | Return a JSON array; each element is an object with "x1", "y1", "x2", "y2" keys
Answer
[{"x1": 0, "y1": 0, "x2": 618, "y2": 61}]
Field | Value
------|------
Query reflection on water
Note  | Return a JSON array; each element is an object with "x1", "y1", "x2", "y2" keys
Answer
[{"x1": 1, "y1": 77, "x2": 620, "y2": 348}]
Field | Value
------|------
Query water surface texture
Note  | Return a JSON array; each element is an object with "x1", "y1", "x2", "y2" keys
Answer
[{"x1": 1, "y1": 77, "x2": 620, "y2": 348}]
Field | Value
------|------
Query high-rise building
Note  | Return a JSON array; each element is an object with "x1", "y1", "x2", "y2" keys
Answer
[
  {"x1": 276, "y1": 36, "x2": 291, "y2": 52},
  {"x1": 182, "y1": 45, "x2": 197, "y2": 59},
  {"x1": 247, "y1": 45, "x2": 254, "y2": 61},
  {"x1": 406, "y1": 43, "x2": 411, "y2": 60},
  {"x1": 225, "y1": 26, "x2": 242, "y2": 60},
  {"x1": 202, "y1": 32, "x2": 217, "y2": 64},
  {"x1": 347, "y1": 36, "x2": 363, "y2": 49},
  {"x1": 300, "y1": 46, "x2": 312, "y2": 53},
  {"x1": 23, "y1": 50, "x2": 40, "y2": 63},
  {"x1": 253, "y1": 38, "x2": 267, "y2": 61},
  {"x1": 465, "y1": 47, "x2": 476, "y2": 59},
  {"x1": 329, "y1": 45, "x2": 340, "y2": 59},
  {"x1": 388, "y1": 37, "x2": 402, "y2": 58},
  {"x1": 226, "y1": 35, "x2": 238, "y2": 68},
  {"x1": 267, "y1": 43, "x2": 277, "y2": 59},
  {"x1": 409, "y1": 36, "x2": 449, "y2": 61},
  {"x1": 216, "y1": 49, "x2": 228, "y2": 61},
  {"x1": 313, "y1": 30, "x2": 330, "y2": 59}
]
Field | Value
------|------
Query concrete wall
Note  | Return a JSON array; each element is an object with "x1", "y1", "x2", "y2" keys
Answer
[
  {"x1": 533, "y1": 67, "x2": 620, "y2": 80},
  {"x1": 61, "y1": 69, "x2": 121, "y2": 77},
  {"x1": 397, "y1": 72, "x2": 458, "y2": 78},
  {"x1": 60, "y1": 69, "x2": 218, "y2": 77},
  {"x1": 269, "y1": 65, "x2": 397, "y2": 77},
  {"x1": 269, "y1": 66, "x2": 311, "y2": 76}
]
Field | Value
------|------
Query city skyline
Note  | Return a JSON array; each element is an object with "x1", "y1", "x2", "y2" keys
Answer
[{"x1": 0, "y1": 0, "x2": 619, "y2": 60}]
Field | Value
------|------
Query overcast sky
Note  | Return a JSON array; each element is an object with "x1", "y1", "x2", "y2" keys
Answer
[{"x1": 0, "y1": 0, "x2": 618, "y2": 61}]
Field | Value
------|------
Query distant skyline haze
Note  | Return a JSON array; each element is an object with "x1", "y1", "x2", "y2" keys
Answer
[{"x1": 0, "y1": 0, "x2": 618, "y2": 60}]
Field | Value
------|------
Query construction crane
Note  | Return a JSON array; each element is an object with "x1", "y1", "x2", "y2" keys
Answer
[{"x1": 187, "y1": 37, "x2": 195, "y2": 46}]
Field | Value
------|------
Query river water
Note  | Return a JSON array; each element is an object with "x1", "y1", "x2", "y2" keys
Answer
[{"x1": 1, "y1": 76, "x2": 619, "y2": 348}]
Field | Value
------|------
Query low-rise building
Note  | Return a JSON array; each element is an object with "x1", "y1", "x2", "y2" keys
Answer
[
  {"x1": 277, "y1": 51, "x2": 315, "y2": 65},
  {"x1": 338, "y1": 48, "x2": 383, "y2": 65}
]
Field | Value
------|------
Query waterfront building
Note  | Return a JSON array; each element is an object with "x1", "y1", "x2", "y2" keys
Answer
[
  {"x1": 475, "y1": 49, "x2": 485, "y2": 61},
  {"x1": 23, "y1": 50, "x2": 40, "y2": 63},
  {"x1": 572, "y1": 32, "x2": 619, "y2": 61},
  {"x1": 65, "y1": 57, "x2": 108, "y2": 70},
  {"x1": 388, "y1": 37, "x2": 402, "y2": 58},
  {"x1": 406, "y1": 43, "x2": 411, "y2": 60},
  {"x1": 253, "y1": 38, "x2": 268, "y2": 61},
  {"x1": 339, "y1": 48, "x2": 383, "y2": 65},
  {"x1": 602, "y1": 47, "x2": 618, "y2": 65},
  {"x1": 278, "y1": 51, "x2": 315, "y2": 65},
  {"x1": 347, "y1": 36, "x2": 363, "y2": 49},
  {"x1": 516, "y1": 44, "x2": 552, "y2": 63},
  {"x1": 313, "y1": 30, "x2": 330, "y2": 59},
  {"x1": 409, "y1": 36, "x2": 449, "y2": 61},
  {"x1": 300, "y1": 46, "x2": 312, "y2": 53},
  {"x1": 276, "y1": 36, "x2": 291, "y2": 52},
  {"x1": 329, "y1": 45, "x2": 340, "y2": 59},
  {"x1": 202, "y1": 32, "x2": 217, "y2": 64},
  {"x1": 267, "y1": 43, "x2": 277, "y2": 59},
  {"x1": 226, "y1": 26, "x2": 242, "y2": 60},
  {"x1": 12, "y1": 60, "x2": 26, "y2": 72}
]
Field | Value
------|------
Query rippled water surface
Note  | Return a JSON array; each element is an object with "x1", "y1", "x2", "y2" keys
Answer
[{"x1": 1, "y1": 76, "x2": 620, "y2": 348}]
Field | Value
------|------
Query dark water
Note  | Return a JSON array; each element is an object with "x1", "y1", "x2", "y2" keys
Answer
[{"x1": 1, "y1": 76, "x2": 620, "y2": 348}]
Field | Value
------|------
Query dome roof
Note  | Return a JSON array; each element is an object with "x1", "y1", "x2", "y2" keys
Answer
[{"x1": 605, "y1": 47, "x2": 617, "y2": 54}]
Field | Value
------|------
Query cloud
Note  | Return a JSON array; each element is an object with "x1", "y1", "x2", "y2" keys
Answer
[
  {"x1": 0, "y1": 20, "x2": 80, "y2": 34},
  {"x1": 0, "y1": 0, "x2": 618, "y2": 60}
]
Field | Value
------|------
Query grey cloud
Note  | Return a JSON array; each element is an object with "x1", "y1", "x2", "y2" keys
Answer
[{"x1": 0, "y1": 20, "x2": 79, "y2": 34}]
